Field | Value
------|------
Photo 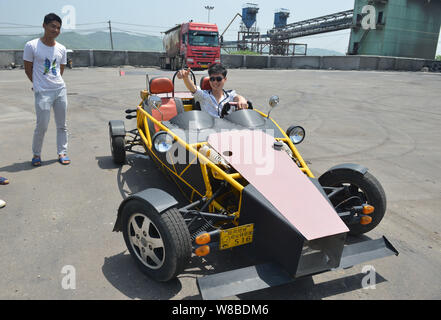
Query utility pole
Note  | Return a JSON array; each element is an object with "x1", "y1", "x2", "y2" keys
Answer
[
  {"x1": 108, "y1": 20, "x2": 114, "y2": 50},
  {"x1": 205, "y1": 6, "x2": 214, "y2": 23}
]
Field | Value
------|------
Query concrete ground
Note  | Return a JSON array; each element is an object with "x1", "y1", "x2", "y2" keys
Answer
[{"x1": 0, "y1": 67, "x2": 440, "y2": 300}]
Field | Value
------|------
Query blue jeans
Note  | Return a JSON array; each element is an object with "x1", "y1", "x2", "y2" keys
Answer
[{"x1": 32, "y1": 87, "x2": 68, "y2": 157}]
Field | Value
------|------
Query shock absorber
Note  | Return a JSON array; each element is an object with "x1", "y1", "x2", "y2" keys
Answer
[{"x1": 190, "y1": 220, "x2": 216, "y2": 241}]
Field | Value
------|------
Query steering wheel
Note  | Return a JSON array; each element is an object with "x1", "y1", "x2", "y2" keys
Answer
[
  {"x1": 220, "y1": 100, "x2": 254, "y2": 118},
  {"x1": 172, "y1": 69, "x2": 196, "y2": 98}
]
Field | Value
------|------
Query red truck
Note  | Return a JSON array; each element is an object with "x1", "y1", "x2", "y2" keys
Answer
[{"x1": 160, "y1": 22, "x2": 221, "y2": 70}]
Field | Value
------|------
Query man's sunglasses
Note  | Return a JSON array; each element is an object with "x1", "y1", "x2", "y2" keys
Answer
[{"x1": 209, "y1": 76, "x2": 224, "y2": 82}]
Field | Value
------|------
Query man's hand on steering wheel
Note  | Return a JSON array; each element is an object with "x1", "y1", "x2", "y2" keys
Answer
[{"x1": 235, "y1": 96, "x2": 249, "y2": 110}]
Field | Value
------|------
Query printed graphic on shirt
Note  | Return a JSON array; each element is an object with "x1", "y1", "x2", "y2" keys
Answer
[{"x1": 44, "y1": 58, "x2": 57, "y2": 76}]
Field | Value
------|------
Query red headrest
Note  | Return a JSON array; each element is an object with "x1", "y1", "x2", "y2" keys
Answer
[
  {"x1": 200, "y1": 76, "x2": 211, "y2": 91},
  {"x1": 149, "y1": 77, "x2": 174, "y2": 94}
]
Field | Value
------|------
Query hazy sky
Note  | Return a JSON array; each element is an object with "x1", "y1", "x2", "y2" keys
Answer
[{"x1": 1, "y1": 0, "x2": 440, "y2": 54}]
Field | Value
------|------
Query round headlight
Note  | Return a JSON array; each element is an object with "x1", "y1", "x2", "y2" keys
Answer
[
  {"x1": 153, "y1": 132, "x2": 174, "y2": 153},
  {"x1": 286, "y1": 125, "x2": 305, "y2": 144}
]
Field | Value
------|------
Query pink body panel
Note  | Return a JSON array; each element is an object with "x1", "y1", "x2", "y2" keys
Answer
[{"x1": 208, "y1": 130, "x2": 349, "y2": 240}]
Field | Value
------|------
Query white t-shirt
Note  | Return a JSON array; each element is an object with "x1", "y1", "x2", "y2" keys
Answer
[
  {"x1": 23, "y1": 38, "x2": 67, "y2": 92},
  {"x1": 193, "y1": 87, "x2": 237, "y2": 118}
]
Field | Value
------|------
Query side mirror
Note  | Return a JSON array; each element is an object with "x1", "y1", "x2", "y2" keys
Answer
[
  {"x1": 267, "y1": 95, "x2": 280, "y2": 119},
  {"x1": 148, "y1": 95, "x2": 163, "y2": 121},
  {"x1": 269, "y1": 96, "x2": 280, "y2": 108},
  {"x1": 148, "y1": 95, "x2": 162, "y2": 109}
]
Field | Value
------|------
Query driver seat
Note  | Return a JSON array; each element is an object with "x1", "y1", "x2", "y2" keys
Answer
[
  {"x1": 200, "y1": 76, "x2": 212, "y2": 91},
  {"x1": 194, "y1": 76, "x2": 212, "y2": 111},
  {"x1": 148, "y1": 77, "x2": 184, "y2": 131}
]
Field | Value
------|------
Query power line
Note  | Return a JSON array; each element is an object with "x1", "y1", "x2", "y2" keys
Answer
[
  {"x1": 0, "y1": 33, "x2": 41, "y2": 37},
  {"x1": 62, "y1": 28, "x2": 108, "y2": 33},
  {"x1": 112, "y1": 21, "x2": 169, "y2": 29},
  {"x1": 112, "y1": 27, "x2": 161, "y2": 37},
  {"x1": 0, "y1": 27, "x2": 108, "y2": 36},
  {"x1": 0, "y1": 26, "x2": 41, "y2": 29},
  {"x1": 75, "y1": 21, "x2": 108, "y2": 26},
  {"x1": 0, "y1": 22, "x2": 40, "y2": 27},
  {"x1": 0, "y1": 21, "x2": 108, "y2": 26}
]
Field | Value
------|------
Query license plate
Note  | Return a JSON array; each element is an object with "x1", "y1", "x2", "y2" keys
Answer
[
  {"x1": 200, "y1": 65, "x2": 208, "y2": 68},
  {"x1": 220, "y1": 224, "x2": 254, "y2": 250}
]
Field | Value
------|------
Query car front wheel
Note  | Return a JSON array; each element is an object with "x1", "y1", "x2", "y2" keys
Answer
[
  {"x1": 319, "y1": 170, "x2": 386, "y2": 236},
  {"x1": 121, "y1": 200, "x2": 191, "y2": 281}
]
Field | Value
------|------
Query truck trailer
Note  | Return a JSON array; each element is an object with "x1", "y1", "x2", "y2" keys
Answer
[{"x1": 160, "y1": 22, "x2": 221, "y2": 70}]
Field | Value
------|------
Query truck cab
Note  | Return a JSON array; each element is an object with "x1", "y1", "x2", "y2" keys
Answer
[
  {"x1": 181, "y1": 23, "x2": 221, "y2": 69},
  {"x1": 161, "y1": 22, "x2": 221, "y2": 70}
]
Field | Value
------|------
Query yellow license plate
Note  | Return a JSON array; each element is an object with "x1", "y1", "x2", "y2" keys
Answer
[
  {"x1": 220, "y1": 224, "x2": 254, "y2": 250},
  {"x1": 200, "y1": 65, "x2": 208, "y2": 68}
]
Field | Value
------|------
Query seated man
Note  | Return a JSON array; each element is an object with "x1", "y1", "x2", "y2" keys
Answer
[{"x1": 176, "y1": 63, "x2": 248, "y2": 118}]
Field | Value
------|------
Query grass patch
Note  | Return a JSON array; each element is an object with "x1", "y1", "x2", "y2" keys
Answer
[{"x1": 228, "y1": 50, "x2": 261, "y2": 56}]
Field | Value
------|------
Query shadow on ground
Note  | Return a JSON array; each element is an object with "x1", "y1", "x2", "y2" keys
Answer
[
  {"x1": 0, "y1": 159, "x2": 59, "y2": 172},
  {"x1": 102, "y1": 251, "x2": 182, "y2": 300},
  {"x1": 236, "y1": 271, "x2": 387, "y2": 300},
  {"x1": 96, "y1": 154, "x2": 188, "y2": 202}
]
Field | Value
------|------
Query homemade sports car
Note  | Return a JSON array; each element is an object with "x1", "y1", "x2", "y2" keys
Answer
[{"x1": 109, "y1": 71, "x2": 398, "y2": 299}]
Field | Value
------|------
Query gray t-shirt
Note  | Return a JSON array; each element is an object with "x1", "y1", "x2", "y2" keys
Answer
[{"x1": 23, "y1": 38, "x2": 67, "y2": 92}]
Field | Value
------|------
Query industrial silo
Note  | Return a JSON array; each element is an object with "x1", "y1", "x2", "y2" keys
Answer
[{"x1": 349, "y1": 0, "x2": 441, "y2": 59}]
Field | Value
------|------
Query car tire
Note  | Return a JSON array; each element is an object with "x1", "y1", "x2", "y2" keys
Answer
[
  {"x1": 109, "y1": 126, "x2": 126, "y2": 164},
  {"x1": 122, "y1": 201, "x2": 191, "y2": 282},
  {"x1": 319, "y1": 170, "x2": 386, "y2": 236}
]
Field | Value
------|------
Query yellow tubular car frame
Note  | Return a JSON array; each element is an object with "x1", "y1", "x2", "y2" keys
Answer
[
  {"x1": 110, "y1": 75, "x2": 397, "y2": 299},
  {"x1": 135, "y1": 91, "x2": 314, "y2": 220}
]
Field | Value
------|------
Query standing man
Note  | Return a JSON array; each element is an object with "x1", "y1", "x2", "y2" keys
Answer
[{"x1": 23, "y1": 13, "x2": 70, "y2": 166}]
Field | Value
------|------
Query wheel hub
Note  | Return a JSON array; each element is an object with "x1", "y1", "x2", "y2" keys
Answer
[{"x1": 128, "y1": 213, "x2": 165, "y2": 270}]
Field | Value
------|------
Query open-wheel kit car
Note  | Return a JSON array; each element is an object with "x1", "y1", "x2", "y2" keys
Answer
[{"x1": 109, "y1": 71, "x2": 398, "y2": 299}]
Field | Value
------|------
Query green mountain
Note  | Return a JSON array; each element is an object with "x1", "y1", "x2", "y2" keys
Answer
[
  {"x1": 307, "y1": 48, "x2": 344, "y2": 56},
  {"x1": 0, "y1": 35, "x2": 35, "y2": 50},
  {"x1": 1, "y1": 31, "x2": 344, "y2": 56},
  {"x1": 0, "y1": 31, "x2": 163, "y2": 51}
]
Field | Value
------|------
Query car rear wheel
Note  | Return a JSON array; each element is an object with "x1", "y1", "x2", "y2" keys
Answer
[
  {"x1": 109, "y1": 125, "x2": 126, "y2": 164},
  {"x1": 319, "y1": 170, "x2": 386, "y2": 236},
  {"x1": 121, "y1": 200, "x2": 191, "y2": 281}
]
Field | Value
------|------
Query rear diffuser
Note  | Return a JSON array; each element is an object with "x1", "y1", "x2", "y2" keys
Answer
[{"x1": 197, "y1": 236, "x2": 398, "y2": 300}]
